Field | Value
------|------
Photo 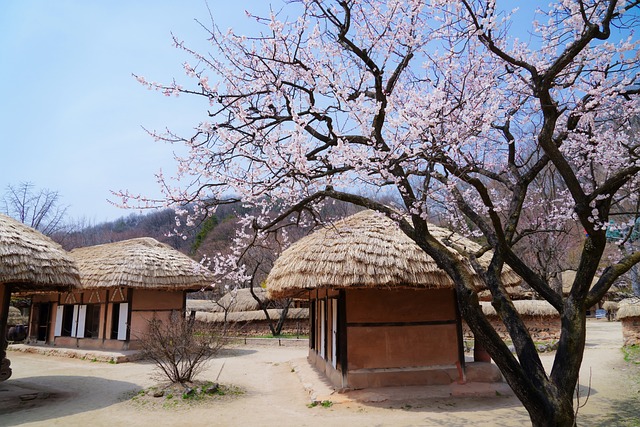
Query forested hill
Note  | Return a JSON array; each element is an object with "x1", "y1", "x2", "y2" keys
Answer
[
  {"x1": 52, "y1": 203, "x2": 246, "y2": 256},
  {"x1": 52, "y1": 201, "x2": 362, "y2": 262}
]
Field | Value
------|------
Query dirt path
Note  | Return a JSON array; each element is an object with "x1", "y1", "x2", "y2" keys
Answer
[{"x1": 1, "y1": 320, "x2": 638, "y2": 426}]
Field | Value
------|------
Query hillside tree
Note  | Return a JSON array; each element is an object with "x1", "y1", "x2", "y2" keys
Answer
[
  {"x1": 119, "y1": 1, "x2": 640, "y2": 425},
  {"x1": 2, "y1": 182, "x2": 68, "y2": 236}
]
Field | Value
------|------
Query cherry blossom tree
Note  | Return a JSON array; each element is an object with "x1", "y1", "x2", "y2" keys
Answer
[{"x1": 121, "y1": 1, "x2": 640, "y2": 425}]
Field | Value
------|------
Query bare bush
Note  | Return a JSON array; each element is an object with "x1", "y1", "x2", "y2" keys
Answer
[{"x1": 137, "y1": 311, "x2": 230, "y2": 384}]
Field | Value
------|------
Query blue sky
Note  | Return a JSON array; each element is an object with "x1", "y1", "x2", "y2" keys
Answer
[{"x1": 0, "y1": 1, "x2": 270, "y2": 223}]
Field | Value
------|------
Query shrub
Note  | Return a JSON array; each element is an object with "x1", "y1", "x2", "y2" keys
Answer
[{"x1": 138, "y1": 311, "x2": 229, "y2": 384}]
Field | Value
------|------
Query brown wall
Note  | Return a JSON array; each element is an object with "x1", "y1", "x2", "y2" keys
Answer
[
  {"x1": 28, "y1": 289, "x2": 187, "y2": 351},
  {"x1": 345, "y1": 288, "x2": 459, "y2": 371},
  {"x1": 347, "y1": 324, "x2": 459, "y2": 369},
  {"x1": 346, "y1": 288, "x2": 456, "y2": 323},
  {"x1": 131, "y1": 290, "x2": 183, "y2": 311}
]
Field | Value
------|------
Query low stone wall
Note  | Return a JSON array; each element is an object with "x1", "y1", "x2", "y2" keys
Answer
[
  {"x1": 621, "y1": 317, "x2": 640, "y2": 346},
  {"x1": 463, "y1": 316, "x2": 561, "y2": 343},
  {"x1": 197, "y1": 318, "x2": 309, "y2": 337},
  {"x1": 234, "y1": 319, "x2": 309, "y2": 337}
]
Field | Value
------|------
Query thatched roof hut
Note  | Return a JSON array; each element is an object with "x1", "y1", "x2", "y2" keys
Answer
[
  {"x1": 0, "y1": 214, "x2": 80, "y2": 290},
  {"x1": 1, "y1": 214, "x2": 80, "y2": 382},
  {"x1": 267, "y1": 210, "x2": 521, "y2": 298},
  {"x1": 618, "y1": 298, "x2": 640, "y2": 320},
  {"x1": 617, "y1": 298, "x2": 640, "y2": 346},
  {"x1": 71, "y1": 237, "x2": 212, "y2": 290}
]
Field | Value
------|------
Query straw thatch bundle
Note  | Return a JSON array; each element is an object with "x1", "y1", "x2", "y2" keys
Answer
[
  {"x1": 71, "y1": 237, "x2": 213, "y2": 290},
  {"x1": 186, "y1": 299, "x2": 219, "y2": 313},
  {"x1": 7, "y1": 306, "x2": 27, "y2": 326},
  {"x1": 267, "y1": 210, "x2": 521, "y2": 298},
  {"x1": 617, "y1": 298, "x2": 640, "y2": 320},
  {"x1": 0, "y1": 214, "x2": 80, "y2": 290},
  {"x1": 195, "y1": 307, "x2": 309, "y2": 323},
  {"x1": 561, "y1": 270, "x2": 599, "y2": 294},
  {"x1": 215, "y1": 288, "x2": 268, "y2": 312},
  {"x1": 480, "y1": 300, "x2": 559, "y2": 317},
  {"x1": 477, "y1": 285, "x2": 533, "y2": 301}
]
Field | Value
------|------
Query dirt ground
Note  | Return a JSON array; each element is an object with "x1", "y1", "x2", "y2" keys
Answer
[{"x1": 1, "y1": 320, "x2": 639, "y2": 427}]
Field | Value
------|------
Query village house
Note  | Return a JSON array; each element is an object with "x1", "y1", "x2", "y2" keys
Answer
[
  {"x1": 27, "y1": 237, "x2": 212, "y2": 351},
  {"x1": 266, "y1": 210, "x2": 521, "y2": 389},
  {"x1": 0, "y1": 214, "x2": 80, "y2": 381}
]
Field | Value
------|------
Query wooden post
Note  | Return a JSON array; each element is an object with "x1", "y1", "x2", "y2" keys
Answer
[
  {"x1": 0, "y1": 283, "x2": 13, "y2": 381},
  {"x1": 338, "y1": 289, "x2": 348, "y2": 386}
]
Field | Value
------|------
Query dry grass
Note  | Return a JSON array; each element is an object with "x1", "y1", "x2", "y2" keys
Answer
[
  {"x1": 71, "y1": 238, "x2": 213, "y2": 290},
  {"x1": 618, "y1": 298, "x2": 640, "y2": 320},
  {"x1": 267, "y1": 210, "x2": 521, "y2": 298},
  {"x1": 0, "y1": 213, "x2": 79, "y2": 289},
  {"x1": 480, "y1": 300, "x2": 559, "y2": 317}
]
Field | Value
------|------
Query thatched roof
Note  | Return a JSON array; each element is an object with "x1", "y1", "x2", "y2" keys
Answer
[
  {"x1": 0, "y1": 214, "x2": 80, "y2": 291},
  {"x1": 266, "y1": 210, "x2": 521, "y2": 299},
  {"x1": 561, "y1": 270, "x2": 599, "y2": 294},
  {"x1": 186, "y1": 299, "x2": 220, "y2": 313},
  {"x1": 480, "y1": 300, "x2": 559, "y2": 317},
  {"x1": 71, "y1": 237, "x2": 213, "y2": 290},
  {"x1": 187, "y1": 288, "x2": 268, "y2": 313},
  {"x1": 216, "y1": 288, "x2": 267, "y2": 312},
  {"x1": 478, "y1": 285, "x2": 532, "y2": 301},
  {"x1": 617, "y1": 298, "x2": 640, "y2": 320},
  {"x1": 7, "y1": 306, "x2": 27, "y2": 325},
  {"x1": 195, "y1": 307, "x2": 309, "y2": 323}
]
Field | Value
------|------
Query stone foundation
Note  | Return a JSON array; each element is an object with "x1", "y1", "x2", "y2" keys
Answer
[{"x1": 621, "y1": 318, "x2": 640, "y2": 346}]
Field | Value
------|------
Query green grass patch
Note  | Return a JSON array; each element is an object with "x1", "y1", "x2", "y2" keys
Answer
[
  {"x1": 307, "y1": 400, "x2": 333, "y2": 408},
  {"x1": 623, "y1": 344, "x2": 640, "y2": 364},
  {"x1": 128, "y1": 381, "x2": 244, "y2": 409}
]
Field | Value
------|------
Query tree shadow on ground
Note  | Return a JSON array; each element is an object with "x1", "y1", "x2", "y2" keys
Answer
[
  {"x1": 348, "y1": 384, "x2": 602, "y2": 427},
  {"x1": 0, "y1": 375, "x2": 140, "y2": 424},
  {"x1": 575, "y1": 394, "x2": 640, "y2": 427}
]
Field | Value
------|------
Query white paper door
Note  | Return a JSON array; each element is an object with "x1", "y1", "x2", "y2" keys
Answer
[
  {"x1": 54, "y1": 305, "x2": 63, "y2": 336},
  {"x1": 76, "y1": 305, "x2": 87, "y2": 338},
  {"x1": 117, "y1": 303, "x2": 128, "y2": 340},
  {"x1": 70, "y1": 305, "x2": 80, "y2": 337}
]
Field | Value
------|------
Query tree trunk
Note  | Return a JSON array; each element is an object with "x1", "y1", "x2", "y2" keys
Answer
[{"x1": 273, "y1": 300, "x2": 292, "y2": 336}]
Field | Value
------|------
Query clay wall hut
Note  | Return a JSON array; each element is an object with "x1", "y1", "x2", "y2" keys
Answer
[
  {"x1": 266, "y1": 210, "x2": 520, "y2": 389},
  {"x1": 618, "y1": 298, "x2": 640, "y2": 346},
  {"x1": 0, "y1": 214, "x2": 80, "y2": 381},
  {"x1": 28, "y1": 237, "x2": 212, "y2": 351}
]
